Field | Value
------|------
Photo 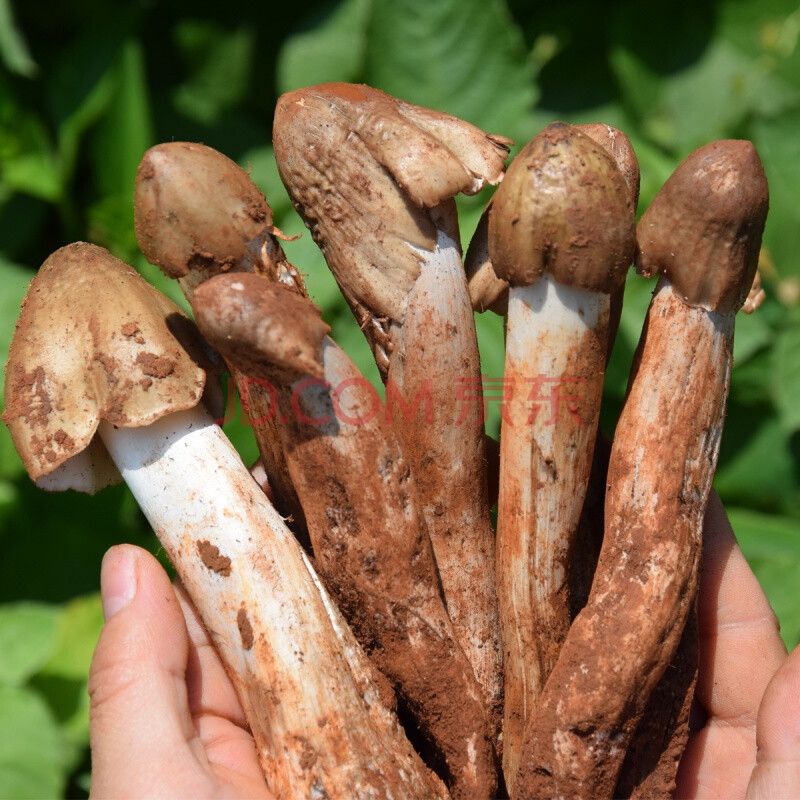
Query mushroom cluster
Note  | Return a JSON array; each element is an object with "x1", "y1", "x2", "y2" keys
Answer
[{"x1": 3, "y1": 83, "x2": 768, "y2": 800}]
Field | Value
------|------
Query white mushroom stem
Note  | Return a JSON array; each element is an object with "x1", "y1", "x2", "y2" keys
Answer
[
  {"x1": 389, "y1": 221, "x2": 503, "y2": 732},
  {"x1": 497, "y1": 274, "x2": 608, "y2": 790},
  {"x1": 97, "y1": 405, "x2": 447, "y2": 800},
  {"x1": 515, "y1": 281, "x2": 735, "y2": 799}
]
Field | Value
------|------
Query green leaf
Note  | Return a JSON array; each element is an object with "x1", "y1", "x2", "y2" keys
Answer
[
  {"x1": 90, "y1": 39, "x2": 154, "y2": 202},
  {"x1": 475, "y1": 310, "x2": 506, "y2": 439},
  {"x1": 364, "y1": 0, "x2": 537, "y2": 143},
  {"x1": 0, "y1": 0, "x2": 37, "y2": 77},
  {"x1": 32, "y1": 594, "x2": 103, "y2": 764},
  {"x1": 0, "y1": 77, "x2": 61, "y2": 203},
  {"x1": 173, "y1": 21, "x2": 256, "y2": 126},
  {"x1": 47, "y1": 15, "x2": 136, "y2": 185},
  {"x1": 715, "y1": 409, "x2": 800, "y2": 515},
  {"x1": 0, "y1": 684, "x2": 68, "y2": 799},
  {"x1": 0, "y1": 256, "x2": 33, "y2": 402},
  {"x1": 728, "y1": 506, "x2": 800, "y2": 648},
  {"x1": 752, "y1": 108, "x2": 800, "y2": 279},
  {"x1": 277, "y1": 0, "x2": 371, "y2": 94},
  {"x1": 610, "y1": 4, "x2": 799, "y2": 153},
  {"x1": 0, "y1": 603, "x2": 61, "y2": 685},
  {"x1": 773, "y1": 320, "x2": 800, "y2": 432},
  {"x1": 719, "y1": 0, "x2": 800, "y2": 93},
  {"x1": 733, "y1": 304, "x2": 774, "y2": 364},
  {"x1": 40, "y1": 594, "x2": 104, "y2": 682}
]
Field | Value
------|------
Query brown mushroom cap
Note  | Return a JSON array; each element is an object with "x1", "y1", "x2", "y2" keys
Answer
[
  {"x1": 191, "y1": 274, "x2": 329, "y2": 380},
  {"x1": 135, "y1": 142, "x2": 307, "y2": 297},
  {"x1": 3, "y1": 243, "x2": 208, "y2": 491},
  {"x1": 636, "y1": 140, "x2": 769, "y2": 313},
  {"x1": 273, "y1": 82, "x2": 511, "y2": 322},
  {"x1": 575, "y1": 124, "x2": 641, "y2": 211},
  {"x1": 488, "y1": 123, "x2": 635, "y2": 293},
  {"x1": 135, "y1": 142, "x2": 272, "y2": 280}
]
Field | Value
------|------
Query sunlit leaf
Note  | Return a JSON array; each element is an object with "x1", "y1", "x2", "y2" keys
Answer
[
  {"x1": 0, "y1": 0, "x2": 37, "y2": 77},
  {"x1": 0, "y1": 256, "x2": 33, "y2": 403},
  {"x1": 32, "y1": 594, "x2": 103, "y2": 766},
  {"x1": 752, "y1": 108, "x2": 800, "y2": 278},
  {"x1": 729, "y1": 506, "x2": 800, "y2": 648},
  {"x1": 0, "y1": 602, "x2": 61, "y2": 685},
  {"x1": 0, "y1": 684, "x2": 68, "y2": 799},
  {"x1": 773, "y1": 318, "x2": 800, "y2": 432},
  {"x1": 364, "y1": 0, "x2": 537, "y2": 145},
  {"x1": 277, "y1": 0, "x2": 371, "y2": 94},
  {"x1": 716, "y1": 410, "x2": 800, "y2": 515}
]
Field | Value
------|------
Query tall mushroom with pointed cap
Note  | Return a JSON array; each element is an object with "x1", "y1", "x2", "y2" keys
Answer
[
  {"x1": 3, "y1": 242, "x2": 449, "y2": 800},
  {"x1": 135, "y1": 141, "x2": 309, "y2": 538},
  {"x1": 273, "y1": 83, "x2": 510, "y2": 726},
  {"x1": 515, "y1": 139, "x2": 769, "y2": 799},
  {"x1": 485, "y1": 123, "x2": 636, "y2": 792}
]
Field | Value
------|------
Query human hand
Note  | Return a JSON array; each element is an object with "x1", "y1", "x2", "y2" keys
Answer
[
  {"x1": 87, "y1": 545, "x2": 273, "y2": 799},
  {"x1": 87, "y1": 495, "x2": 799, "y2": 800},
  {"x1": 677, "y1": 491, "x2": 798, "y2": 799}
]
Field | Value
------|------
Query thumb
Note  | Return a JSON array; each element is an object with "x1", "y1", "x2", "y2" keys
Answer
[
  {"x1": 88, "y1": 545, "x2": 209, "y2": 798},
  {"x1": 747, "y1": 643, "x2": 800, "y2": 800}
]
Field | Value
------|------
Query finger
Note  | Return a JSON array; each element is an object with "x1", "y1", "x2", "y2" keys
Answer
[
  {"x1": 746, "y1": 643, "x2": 800, "y2": 799},
  {"x1": 88, "y1": 545, "x2": 212, "y2": 798},
  {"x1": 695, "y1": 492, "x2": 786, "y2": 722},
  {"x1": 676, "y1": 493, "x2": 787, "y2": 798},
  {"x1": 174, "y1": 581, "x2": 270, "y2": 790}
]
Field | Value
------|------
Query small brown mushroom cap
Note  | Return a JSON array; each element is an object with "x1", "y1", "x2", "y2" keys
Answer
[
  {"x1": 466, "y1": 123, "x2": 639, "y2": 312},
  {"x1": 489, "y1": 122, "x2": 635, "y2": 293},
  {"x1": 273, "y1": 82, "x2": 511, "y2": 322},
  {"x1": 3, "y1": 243, "x2": 208, "y2": 492},
  {"x1": 135, "y1": 142, "x2": 307, "y2": 296},
  {"x1": 191, "y1": 274, "x2": 329, "y2": 380},
  {"x1": 135, "y1": 142, "x2": 272, "y2": 280},
  {"x1": 636, "y1": 140, "x2": 769, "y2": 313}
]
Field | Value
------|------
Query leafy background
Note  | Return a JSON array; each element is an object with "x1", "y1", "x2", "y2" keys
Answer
[{"x1": 1, "y1": 0, "x2": 799, "y2": 795}]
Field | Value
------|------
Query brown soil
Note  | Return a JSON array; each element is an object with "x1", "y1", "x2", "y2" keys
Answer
[
  {"x1": 237, "y1": 606, "x2": 254, "y2": 650},
  {"x1": 136, "y1": 351, "x2": 176, "y2": 378},
  {"x1": 196, "y1": 539, "x2": 232, "y2": 576}
]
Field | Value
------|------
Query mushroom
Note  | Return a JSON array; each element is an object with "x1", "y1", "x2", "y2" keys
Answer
[
  {"x1": 486, "y1": 123, "x2": 635, "y2": 792},
  {"x1": 135, "y1": 141, "x2": 310, "y2": 539},
  {"x1": 465, "y1": 122, "x2": 639, "y2": 349},
  {"x1": 191, "y1": 271, "x2": 499, "y2": 800},
  {"x1": 2, "y1": 242, "x2": 449, "y2": 800},
  {"x1": 273, "y1": 83, "x2": 510, "y2": 727},
  {"x1": 514, "y1": 139, "x2": 768, "y2": 799}
]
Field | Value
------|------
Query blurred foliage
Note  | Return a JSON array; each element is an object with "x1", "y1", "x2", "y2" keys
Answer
[{"x1": 1, "y1": 0, "x2": 799, "y2": 795}]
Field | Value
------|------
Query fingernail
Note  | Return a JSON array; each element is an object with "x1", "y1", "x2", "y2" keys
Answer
[{"x1": 101, "y1": 547, "x2": 137, "y2": 620}]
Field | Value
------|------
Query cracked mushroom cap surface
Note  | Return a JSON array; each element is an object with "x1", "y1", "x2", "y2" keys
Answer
[
  {"x1": 3, "y1": 243, "x2": 209, "y2": 492},
  {"x1": 273, "y1": 82, "x2": 511, "y2": 323},
  {"x1": 191, "y1": 273, "x2": 330, "y2": 381},
  {"x1": 489, "y1": 122, "x2": 636, "y2": 293},
  {"x1": 636, "y1": 139, "x2": 769, "y2": 313}
]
